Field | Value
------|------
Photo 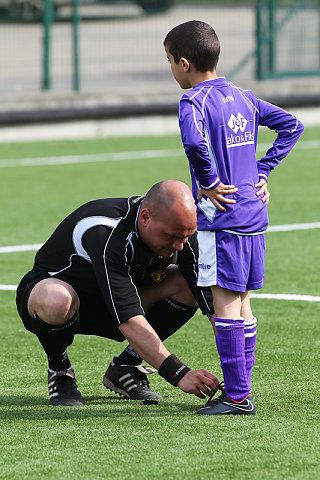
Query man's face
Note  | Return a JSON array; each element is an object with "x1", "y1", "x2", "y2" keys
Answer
[
  {"x1": 139, "y1": 208, "x2": 196, "y2": 258},
  {"x1": 165, "y1": 45, "x2": 192, "y2": 90}
]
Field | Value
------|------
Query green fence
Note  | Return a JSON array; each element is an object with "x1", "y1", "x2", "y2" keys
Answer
[
  {"x1": 256, "y1": 0, "x2": 320, "y2": 79},
  {"x1": 42, "y1": 0, "x2": 80, "y2": 90},
  {"x1": 0, "y1": 1, "x2": 319, "y2": 95}
]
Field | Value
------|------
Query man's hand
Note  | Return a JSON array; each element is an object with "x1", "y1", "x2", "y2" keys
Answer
[
  {"x1": 177, "y1": 369, "x2": 220, "y2": 399},
  {"x1": 197, "y1": 183, "x2": 238, "y2": 212},
  {"x1": 255, "y1": 178, "x2": 270, "y2": 204}
]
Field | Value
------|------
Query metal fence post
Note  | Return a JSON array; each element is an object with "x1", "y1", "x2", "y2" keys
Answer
[
  {"x1": 319, "y1": 0, "x2": 320, "y2": 69},
  {"x1": 268, "y1": 0, "x2": 276, "y2": 75},
  {"x1": 42, "y1": 0, "x2": 54, "y2": 90},
  {"x1": 256, "y1": 0, "x2": 263, "y2": 80},
  {"x1": 72, "y1": 0, "x2": 81, "y2": 91}
]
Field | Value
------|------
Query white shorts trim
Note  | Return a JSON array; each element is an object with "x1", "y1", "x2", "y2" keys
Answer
[
  {"x1": 221, "y1": 229, "x2": 266, "y2": 236},
  {"x1": 197, "y1": 230, "x2": 217, "y2": 287}
]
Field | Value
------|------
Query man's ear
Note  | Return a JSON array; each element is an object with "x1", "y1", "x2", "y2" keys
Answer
[
  {"x1": 180, "y1": 57, "x2": 190, "y2": 72},
  {"x1": 139, "y1": 207, "x2": 151, "y2": 228}
]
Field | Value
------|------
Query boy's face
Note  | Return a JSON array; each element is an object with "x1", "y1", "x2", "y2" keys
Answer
[{"x1": 165, "y1": 45, "x2": 192, "y2": 89}]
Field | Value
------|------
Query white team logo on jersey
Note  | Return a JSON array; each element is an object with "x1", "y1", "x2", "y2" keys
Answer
[
  {"x1": 227, "y1": 113, "x2": 248, "y2": 133},
  {"x1": 226, "y1": 112, "x2": 254, "y2": 149}
]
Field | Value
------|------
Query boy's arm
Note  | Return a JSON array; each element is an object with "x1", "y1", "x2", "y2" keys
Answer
[
  {"x1": 179, "y1": 99, "x2": 237, "y2": 209},
  {"x1": 254, "y1": 178, "x2": 270, "y2": 204},
  {"x1": 197, "y1": 183, "x2": 237, "y2": 212},
  {"x1": 256, "y1": 99, "x2": 304, "y2": 180},
  {"x1": 179, "y1": 98, "x2": 220, "y2": 189}
]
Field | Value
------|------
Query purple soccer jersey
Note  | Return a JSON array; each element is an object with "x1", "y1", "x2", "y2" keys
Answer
[{"x1": 179, "y1": 77, "x2": 304, "y2": 233}]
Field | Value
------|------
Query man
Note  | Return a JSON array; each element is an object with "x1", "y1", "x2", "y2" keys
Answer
[{"x1": 16, "y1": 180, "x2": 219, "y2": 406}]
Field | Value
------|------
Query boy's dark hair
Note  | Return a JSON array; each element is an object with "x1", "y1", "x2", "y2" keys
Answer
[{"x1": 164, "y1": 20, "x2": 220, "y2": 73}]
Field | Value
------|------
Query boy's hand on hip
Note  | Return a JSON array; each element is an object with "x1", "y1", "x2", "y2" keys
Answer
[
  {"x1": 255, "y1": 178, "x2": 270, "y2": 204},
  {"x1": 177, "y1": 369, "x2": 220, "y2": 399},
  {"x1": 197, "y1": 183, "x2": 238, "y2": 212}
]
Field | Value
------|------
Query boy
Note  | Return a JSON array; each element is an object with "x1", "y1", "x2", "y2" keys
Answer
[{"x1": 164, "y1": 20, "x2": 304, "y2": 415}]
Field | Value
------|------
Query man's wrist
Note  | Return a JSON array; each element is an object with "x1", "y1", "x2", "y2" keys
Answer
[{"x1": 158, "y1": 354, "x2": 191, "y2": 387}]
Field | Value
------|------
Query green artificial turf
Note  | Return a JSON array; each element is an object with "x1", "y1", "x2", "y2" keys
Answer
[{"x1": 0, "y1": 126, "x2": 319, "y2": 479}]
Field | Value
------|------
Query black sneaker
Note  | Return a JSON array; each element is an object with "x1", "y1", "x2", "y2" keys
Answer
[
  {"x1": 103, "y1": 360, "x2": 162, "y2": 401},
  {"x1": 48, "y1": 369, "x2": 85, "y2": 406},
  {"x1": 197, "y1": 384, "x2": 256, "y2": 415}
]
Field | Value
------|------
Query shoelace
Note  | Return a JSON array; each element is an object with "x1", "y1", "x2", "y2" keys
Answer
[
  {"x1": 54, "y1": 375, "x2": 79, "y2": 395},
  {"x1": 134, "y1": 368, "x2": 150, "y2": 389},
  {"x1": 205, "y1": 381, "x2": 225, "y2": 407}
]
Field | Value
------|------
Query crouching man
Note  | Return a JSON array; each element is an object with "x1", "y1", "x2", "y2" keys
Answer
[{"x1": 16, "y1": 180, "x2": 219, "y2": 406}]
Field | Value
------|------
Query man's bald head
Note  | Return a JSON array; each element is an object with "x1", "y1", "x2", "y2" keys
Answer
[
  {"x1": 139, "y1": 180, "x2": 197, "y2": 257},
  {"x1": 142, "y1": 179, "x2": 196, "y2": 223}
]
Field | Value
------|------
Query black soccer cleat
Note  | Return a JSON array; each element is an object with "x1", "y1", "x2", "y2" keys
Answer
[
  {"x1": 103, "y1": 360, "x2": 162, "y2": 401},
  {"x1": 48, "y1": 368, "x2": 85, "y2": 406},
  {"x1": 197, "y1": 385, "x2": 256, "y2": 415}
]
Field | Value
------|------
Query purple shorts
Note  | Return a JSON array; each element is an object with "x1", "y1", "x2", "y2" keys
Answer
[{"x1": 197, "y1": 230, "x2": 265, "y2": 292}]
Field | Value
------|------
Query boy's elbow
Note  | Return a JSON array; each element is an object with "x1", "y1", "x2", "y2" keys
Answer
[
  {"x1": 297, "y1": 119, "x2": 304, "y2": 135},
  {"x1": 184, "y1": 141, "x2": 207, "y2": 159},
  {"x1": 184, "y1": 141, "x2": 199, "y2": 155}
]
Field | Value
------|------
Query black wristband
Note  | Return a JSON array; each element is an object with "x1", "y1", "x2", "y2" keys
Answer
[{"x1": 158, "y1": 354, "x2": 191, "y2": 387}]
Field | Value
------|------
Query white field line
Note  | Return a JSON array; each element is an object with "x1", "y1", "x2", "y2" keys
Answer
[
  {"x1": 1, "y1": 221, "x2": 319, "y2": 255},
  {"x1": 0, "y1": 283, "x2": 319, "y2": 302},
  {"x1": 257, "y1": 140, "x2": 320, "y2": 151},
  {"x1": 0, "y1": 140, "x2": 319, "y2": 168},
  {"x1": 0, "y1": 148, "x2": 182, "y2": 168},
  {"x1": 1, "y1": 220, "x2": 320, "y2": 300},
  {"x1": 250, "y1": 293, "x2": 320, "y2": 302},
  {"x1": 0, "y1": 243, "x2": 43, "y2": 253},
  {"x1": 267, "y1": 222, "x2": 320, "y2": 232},
  {"x1": 1, "y1": 143, "x2": 319, "y2": 294},
  {"x1": 1, "y1": 221, "x2": 320, "y2": 300}
]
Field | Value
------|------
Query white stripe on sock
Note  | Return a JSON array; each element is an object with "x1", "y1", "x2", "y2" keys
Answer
[{"x1": 244, "y1": 331, "x2": 257, "y2": 338}]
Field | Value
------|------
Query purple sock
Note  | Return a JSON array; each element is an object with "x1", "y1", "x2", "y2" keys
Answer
[
  {"x1": 215, "y1": 317, "x2": 250, "y2": 401},
  {"x1": 244, "y1": 317, "x2": 257, "y2": 390}
]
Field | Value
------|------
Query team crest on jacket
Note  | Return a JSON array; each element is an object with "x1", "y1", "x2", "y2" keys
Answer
[
  {"x1": 151, "y1": 269, "x2": 166, "y2": 283},
  {"x1": 226, "y1": 112, "x2": 254, "y2": 148}
]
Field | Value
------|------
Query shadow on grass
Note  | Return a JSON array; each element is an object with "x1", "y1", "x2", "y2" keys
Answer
[{"x1": 0, "y1": 394, "x2": 200, "y2": 420}]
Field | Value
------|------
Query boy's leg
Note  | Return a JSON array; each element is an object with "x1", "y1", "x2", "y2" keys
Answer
[
  {"x1": 241, "y1": 291, "x2": 257, "y2": 389},
  {"x1": 196, "y1": 231, "x2": 257, "y2": 415},
  {"x1": 244, "y1": 316, "x2": 257, "y2": 390},
  {"x1": 198, "y1": 286, "x2": 255, "y2": 415},
  {"x1": 210, "y1": 286, "x2": 250, "y2": 401},
  {"x1": 241, "y1": 232, "x2": 265, "y2": 390}
]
